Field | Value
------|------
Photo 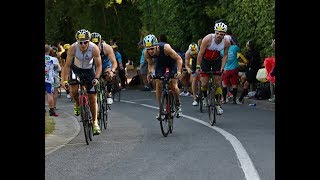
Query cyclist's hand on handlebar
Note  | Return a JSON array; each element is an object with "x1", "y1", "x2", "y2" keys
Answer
[
  {"x1": 147, "y1": 73, "x2": 153, "y2": 82},
  {"x1": 62, "y1": 80, "x2": 69, "y2": 90},
  {"x1": 92, "y1": 78, "x2": 99, "y2": 86},
  {"x1": 175, "y1": 71, "x2": 182, "y2": 79}
]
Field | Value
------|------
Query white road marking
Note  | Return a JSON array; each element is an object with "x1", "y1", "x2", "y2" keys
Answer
[{"x1": 123, "y1": 100, "x2": 261, "y2": 180}]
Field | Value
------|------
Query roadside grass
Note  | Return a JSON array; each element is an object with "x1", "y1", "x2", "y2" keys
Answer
[{"x1": 45, "y1": 113, "x2": 55, "y2": 135}]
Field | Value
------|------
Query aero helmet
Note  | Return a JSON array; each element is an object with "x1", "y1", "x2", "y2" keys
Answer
[
  {"x1": 214, "y1": 22, "x2": 228, "y2": 32},
  {"x1": 91, "y1": 32, "x2": 101, "y2": 43},
  {"x1": 143, "y1": 34, "x2": 158, "y2": 48},
  {"x1": 75, "y1": 29, "x2": 91, "y2": 41},
  {"x1": 188, "y1": 43, "x2": 199, "y2": 55},
  {"x1": 63, "y1": 44, "x2": 70, "y2": 50}
]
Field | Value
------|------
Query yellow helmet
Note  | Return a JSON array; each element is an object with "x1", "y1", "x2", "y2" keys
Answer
[
  {"x1": 63, "y1": 44, "x2": 70, "y2": 50},
  {"x1": 214, "y1": 22, "x2": 228, "y2": 32},
  {"x1": 188, "y1": 43, "x2": 198, "y2": 55}
]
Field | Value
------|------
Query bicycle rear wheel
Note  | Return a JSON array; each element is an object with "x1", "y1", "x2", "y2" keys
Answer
[
  {"x1": 160, "y1": 93, "x2": 170, "y2": 137},
  {"x1": 208, "y1": 88, "x2": 216, "y2": 126},
  {"x1": 169, "y1": 93, "x2": 174, "y2": 133}
]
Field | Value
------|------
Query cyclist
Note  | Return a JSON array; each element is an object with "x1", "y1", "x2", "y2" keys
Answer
[
  {"x1": 196, "y1": 22, "x2": 231, "y2": 115},
  {"x1": 184, "y1": 43, "x2": 200, "y2": 106},
  {"x1": 90, "y1": 32, "x2": 117, "y2": 105},
  {"x1": 61, "y1": 29, "x2": 102, "y2": 135},
  {"x1": 143, "y1": 34, "x2": 183, "y2": 119}
]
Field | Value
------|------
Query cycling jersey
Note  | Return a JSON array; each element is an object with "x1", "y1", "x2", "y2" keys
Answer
[
  {"x1": 73, "y1": 41, "x2": 95, "y2": 69},
  {"x1": 204, "y1": 34, "x2": 227, "y2": 61},
  {"x1": 100, "y1": 43, "x2": 112, "y2": 69},
  {"x1": 149, "y1": 42, "x2": 177, "y2": 77}
]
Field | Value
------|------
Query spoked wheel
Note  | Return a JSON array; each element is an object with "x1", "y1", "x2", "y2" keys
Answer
[
  {"x1": 80, "y1": 103, "x2": 90, "y2": 145},
  {"x1": 102, "y1": 92, "x2": 108, "y2": 130},
  {"x1": 160, "y1": 93, "x2": 170, "y2": 137},
  {"x1": 85, "y1": 105, "x2": 94, "y2": 140},
  {"x1": 207, "y1": 90, "x2": 216, "y2": 126},
  {"x1": 168, "y1": 93, "x2": 174, "y2": 133},
  {"x1": 97, "y1": 91, "x2": 103, "y2": 131}
]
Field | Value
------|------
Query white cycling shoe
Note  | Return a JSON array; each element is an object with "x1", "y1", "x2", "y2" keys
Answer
[{"x1": 216, "y1": 105, "x2": 223, "y2": 115}]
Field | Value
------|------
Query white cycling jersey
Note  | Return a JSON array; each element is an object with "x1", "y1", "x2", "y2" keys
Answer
[{"x1": 73, "y1": 41, "x2": 95, "y2": 69}]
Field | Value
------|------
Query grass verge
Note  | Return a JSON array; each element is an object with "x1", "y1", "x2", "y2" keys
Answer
[{"x1": 45, "y1": 113, "x2": 55, "y2": 135}]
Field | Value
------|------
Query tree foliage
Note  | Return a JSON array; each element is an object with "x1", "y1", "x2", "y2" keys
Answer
[{"x1": 45, "y1": 0, "x2": 274, "y2": 65}]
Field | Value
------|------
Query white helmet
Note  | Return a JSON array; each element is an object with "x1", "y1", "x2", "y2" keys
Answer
[{"x1": 214, "y1": 22, "x2": 228, "y2": 32}]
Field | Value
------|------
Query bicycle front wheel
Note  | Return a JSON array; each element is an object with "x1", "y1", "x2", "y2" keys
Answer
[
  {"x1": 197, "y1": 81, "x2": 203, "y2": 113},
  {"x1": 160, "y1": 93, "x2": 170, "y2": 137},
  {"x1": 208, "y1": 88, "x2": 216, "y2": 126},
  {"x1": 80, "y1": 97, "x2": 90, "y2": 145}
]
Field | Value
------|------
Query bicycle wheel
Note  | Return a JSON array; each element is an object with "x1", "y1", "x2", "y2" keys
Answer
[
  {"x1": 102, "y1": 90, "x2": 108, "y2": 130},
  {"x1": 159, "y1": 93, "x2": 170, "y2": 137},
  {"x1": 168, "y1": 92, "x2": 174, "y2": 133},
  {"x1": 197, "y1": 81, "x2": 203, "y2": 113},
  {"x1": 97, "y1": 85, "x2": 103, "y2": 130},
  {"x1": 80, "y1": 94, "x2": 90, "y2": 145},
  {"x1": 86, "y1": 105, "x2": 94, "y2": 140},
  {"x1": 207, "y1": 87, "x2": 216, "y2": 126}
]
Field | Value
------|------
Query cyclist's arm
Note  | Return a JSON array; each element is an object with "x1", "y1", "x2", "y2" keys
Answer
[
  {"x1": 144, "y1": 51, "x2": 154, "y2": 75},
  {"x1": 196, "y1": 34, "x2": 211, "y2": 68},
  {"x1": 221, "y1": 39, "x2": 231, "y2": 71},
  {"x1": 164, "y1": 44, "x2": 183, "y2": 74},
  {"x1": 92, "y1": 44, "x2": 102, "y2": 79},
  {"x1": 103, "y1": 43, "x2": 117, "y2": 72},
  {"x1": 62, "y1": 43, "x2": 76, "y2": 83},
  {"x1": 184, "y1": 50, "x2": 192, "y2": 72}
]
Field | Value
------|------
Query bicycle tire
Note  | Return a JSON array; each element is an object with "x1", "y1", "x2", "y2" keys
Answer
[
  {"x1": 97, "y1": 85, "x2": 103, "y2": 130},
  {"x1": 80, "y1": 94, "x2": 90, "y2": 145},
  {"x1": 168, "y1": 92, "x2": 174, "y2": 133},
  {"x1": 197, "y1": 81, "x2": 203, "y2": 113},
  {"x1": 160, "y1": 93, "x2": 170, "y2": 137},
  {"x1": 102, "y1": 90, "x2": 108, "y2": 130},
  {"x1": 208, "y1": 87, "x2": 216, "y2": 126}
]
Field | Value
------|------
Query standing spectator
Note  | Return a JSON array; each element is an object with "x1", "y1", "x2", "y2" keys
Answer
[
  {"x1": 45, "y1": 44, "x2": 59, "y2": 116},
  {"x1": 237, "y1": 39, "x2": 262, "y2": 103},
  {"x1": 268, "y1": 37, "x2": 276, "y2": 102},
  {"x1": 49, "y1": 46, "x2": 62, "y2": 110},
  {"x1": 138, "y1": 40, "x2": 150, "y2": 91},
  {"x1": 220, "y1": 37, "x2": 241, "y2": 104}
]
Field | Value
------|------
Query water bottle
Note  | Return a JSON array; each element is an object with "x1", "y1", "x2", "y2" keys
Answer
[{"x1": 249, "y1": 103, "x2": 256, "y2": 106}]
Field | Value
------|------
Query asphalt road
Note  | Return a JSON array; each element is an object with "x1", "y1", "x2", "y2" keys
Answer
[{"x1": 45, "y1": 89, "x2": 274, "y2": 180}]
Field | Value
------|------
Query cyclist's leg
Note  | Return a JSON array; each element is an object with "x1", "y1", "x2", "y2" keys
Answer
[
  {"x1": 212, "y1": 59, "x2": 223, "y2": 114},
  {"x1": 168, "y1": 62, "x2": 182, "y2": 117},
  {"x1": 191, "y1": 72, "x2": 198, "y2": 105},
  {"x1": 84, "y1": 69, "x2": 101, "y2": 135},
  {"x1": 103, "y1": 65, "x2": 114, "y2": 105},
  {"x1": 154, "y1": 63, "x2": 165, "y2": 119},
  {"x1": 200, "y1": 59, "x2": 211, "y2": 106}
]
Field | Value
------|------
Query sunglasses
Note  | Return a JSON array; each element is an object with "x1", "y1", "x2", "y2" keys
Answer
[
  {"x1": 215, "y1": 32, "x2": 226, "y2": 36},
  {"x1": 79, "y1": 41, "x2": 89, "y2": 45},
  {"x1": 146, "y1": 47, "x2": 155, "y2": 51}
]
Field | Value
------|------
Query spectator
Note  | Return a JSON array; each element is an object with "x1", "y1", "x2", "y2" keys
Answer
[
  {"x1": 49, "y1": 46, "x2": 62, "y2": 110},
  {"x1": 138, "y1": 40, "x2": 150, "y2": 91},
  {"x1": 237, "y1": 39, "x2": 262, "y2": 103}
]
